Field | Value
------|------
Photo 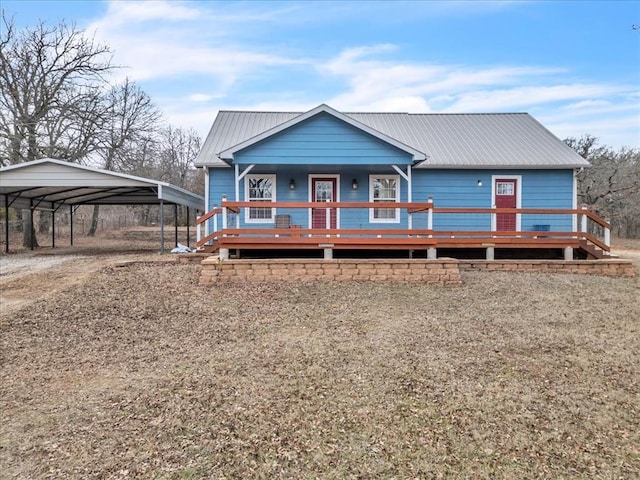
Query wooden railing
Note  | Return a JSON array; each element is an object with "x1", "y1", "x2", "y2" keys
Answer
[{"x1": 195, "y1": 200, "x2": 611, "y2": 253}]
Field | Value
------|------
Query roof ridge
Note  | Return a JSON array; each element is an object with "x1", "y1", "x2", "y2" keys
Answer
[{"x1": 217, "y1": 110, "x2": 531, "y2": 116}]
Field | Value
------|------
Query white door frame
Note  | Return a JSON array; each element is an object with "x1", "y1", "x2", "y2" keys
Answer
[{"x1": 308, "y1": 174, "x2": 340, "y2": 229}]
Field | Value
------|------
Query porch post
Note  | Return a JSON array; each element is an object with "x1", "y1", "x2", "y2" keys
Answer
[
  {"x1": 604, "y1": 220, "x2": 611, "y2": 248},
  {"x1": 234, "y1": 164, "x2": 240, "y2": 228},
  {"x1": 204, "y1": 168, "x2": 210, "y2": 239},
  {"x1": 407, "y1": 166, "x2": 413, "y2": 230},
  {"x1": 51, "y1": 208, "x2": 55, "y2": 249}
]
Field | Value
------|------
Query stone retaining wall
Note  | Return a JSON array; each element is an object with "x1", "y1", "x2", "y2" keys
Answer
[
  {"x1": 458, "y1": 259, "x2": 636, "y2": 277},
  {"x1": 199, "y1": 258, "x2": 462, "y2": 285},
  {"x1": 198, "y1": 257, "x2": 636, "y2": 284}
]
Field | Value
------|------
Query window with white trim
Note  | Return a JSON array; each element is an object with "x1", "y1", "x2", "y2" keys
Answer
[
  {"x1": 245, "y1": 174, "x2": 275, "y2": 223},
  {"x1": 369, "y1": 175, "x2": 400, "y2": 223}
]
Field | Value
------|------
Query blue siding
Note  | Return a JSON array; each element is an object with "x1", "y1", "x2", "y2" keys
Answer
[
  {"x1": 234, "y1": 112, "x2": 413, "y2": 166},
  {"x1": 208, "y1": 166, "x2": 575, "y2": 232},
  {"x1": 209, "y1": 168, "x2": 234, "y2": 207},
  {"x1": 412, "y1": 169, "x2": 574, "y2": 231}
]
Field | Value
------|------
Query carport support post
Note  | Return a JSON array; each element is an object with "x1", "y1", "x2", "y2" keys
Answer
[
  {"x1": 160, "y1": 199, "x2": 165, "y2": 254},
  {"x1": 4, "y1": 195, "x2": 9, "y2": 253},
  {"x1": 69, "y1": 205, "x2": 74, "y2": 246},
  {"x1": 174, "y1": 204, "x2": 178, "y2": 248},
  {"x1": 51, "y1": 209, "x2": 55, "y2": 249},
  {"x1": 30, "y1": 199, "x2": 34, "y2": 250},
  {"x1": 186, "y1": 207, "x2": 190, "y2": 248}
]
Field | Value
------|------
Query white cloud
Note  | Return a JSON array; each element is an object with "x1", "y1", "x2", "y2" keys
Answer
[
  {"x1": 187, "y1": 94, "x2": 217, "y2": 103},
  {"x1": 76, "y1": 2, "x2": 637, "y2": 147},
  {"x1": 86, "y1": 0, "x2": 303, "y2": 87},
  {"x1": 102, "y1": 0, "x2": 203, "y2": 24}
]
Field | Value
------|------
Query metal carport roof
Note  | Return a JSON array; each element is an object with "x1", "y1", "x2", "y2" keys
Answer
[{"x1": 0, "y1": 158, "x2": 205, "y2": 252}]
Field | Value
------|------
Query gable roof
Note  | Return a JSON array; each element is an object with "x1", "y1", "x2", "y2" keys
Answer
[
  {"x1": 217, "y1": 104, "x2": 426, "y2": 162},
  {"x1": 0, "y1": 158, "x2": 205, "y2": 211},
  {"x1": 194, "y1": 105, "x2": 590, "y2": 169}
]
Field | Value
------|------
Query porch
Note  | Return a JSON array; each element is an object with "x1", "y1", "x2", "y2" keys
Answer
[{"x1": 195, "y1": 200, "x2": 611, "y2": 261}]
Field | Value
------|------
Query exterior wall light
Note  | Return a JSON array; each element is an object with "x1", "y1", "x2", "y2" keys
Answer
[
  {"x1": 289, "y1": 179, "x2": 295, "y2": 190},
  {"x1": 477, "y1": 180, "x2": 483, "y2": 187},
  {"x1": 352, "y1": 178, "x2": 358, "y2": 189}
]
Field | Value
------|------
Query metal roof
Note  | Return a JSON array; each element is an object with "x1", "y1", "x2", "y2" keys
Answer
[
  {"x1": 0, "y1": 158, "x2": 205, "y2": 211},
  {"x1": 194, "y1": 105, "x2": 590, "y2": 169}
]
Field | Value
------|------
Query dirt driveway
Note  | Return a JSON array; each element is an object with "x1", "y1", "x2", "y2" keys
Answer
[{"x1": 0, "y1": 250, "x2": 172, "y2": 316}]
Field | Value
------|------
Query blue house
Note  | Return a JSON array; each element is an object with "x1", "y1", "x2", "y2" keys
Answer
[{"x1": 194, "y1": 104, "x2": 605, "y2": 259}]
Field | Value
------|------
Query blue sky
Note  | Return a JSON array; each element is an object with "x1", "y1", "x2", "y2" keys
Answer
[{"x1": 3, "y1": 0, "x2": 639, "y2": 147}]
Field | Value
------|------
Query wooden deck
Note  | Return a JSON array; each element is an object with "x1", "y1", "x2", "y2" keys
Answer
[{"x1": 196, "y1": 201, "x2": 611, "y2": 260}]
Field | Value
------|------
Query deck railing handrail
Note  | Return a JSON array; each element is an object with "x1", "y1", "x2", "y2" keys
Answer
[{"x1": 195, "y1": 200, "x2": 611, "y2": 253}]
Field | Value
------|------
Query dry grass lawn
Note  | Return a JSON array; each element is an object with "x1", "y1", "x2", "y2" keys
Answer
[{"x1": 1, "y1": 233, "x2": 639, "y2": 478}]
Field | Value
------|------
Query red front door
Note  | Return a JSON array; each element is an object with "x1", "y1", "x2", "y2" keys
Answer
[
  {"x1": 495, "y1": 178, "x2": 517, "y2": 231},
  {"x1": 311, "y1": 178, "x2": 337, "y2": 229}
]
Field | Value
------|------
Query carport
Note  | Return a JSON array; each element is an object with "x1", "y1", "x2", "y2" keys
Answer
[{"x1": 0, "y1": 158, "x2": 205, "y2": 253}]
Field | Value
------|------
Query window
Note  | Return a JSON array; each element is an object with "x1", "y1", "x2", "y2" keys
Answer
[
  {"x1": 245, "y1": 175, "x2": 275, "y2": 223},
  {"x1": 496, "y1": 182, "x2": 514, "y2": 195},
  {"x1": 369, "y1": 175, "x2": 400, "y2": 223}
]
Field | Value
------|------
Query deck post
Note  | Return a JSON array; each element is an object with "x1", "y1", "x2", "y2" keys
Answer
[
  {"x1": 325, "y1": 199, "x2": 330, "y2": 236},
  {"x1": 427, "y1": 247, "x2": 437, "y2": 259},
  {"x1": 427, "y1": 195, "x2": 433, "y2": 237},
  {"x1": 323, "y1": 248, "x2": 333, "y2": 259},
  {"x1": 491, "y1": 204, "x2": 497, "y2": 233},
  {"x1": 486, "y1": 246, "x2": 495, "y2": 260},
  {"x1": 221, "y1": 195, "x2": 228, "y2": 232},
  {"x1": 219, "y1": 248, "x2": 229, "y2": 260},
  {"x1": 580, "y1": 205, "x2": 588, "y2": 233},
  {"x1": 604, "y1": 221, "x2": 611, "y2": 248},
  {"x1": 196, "y1": 215, "x2": 201, "y2": 245},
  {"x1": 564, "y1": 246, "x2": 573, "y2": 260}
]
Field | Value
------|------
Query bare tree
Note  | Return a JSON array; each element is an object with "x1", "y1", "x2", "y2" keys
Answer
[
  {"x1": 566, "y1": 135, "x2": 640, "y2": 237},
  {"x1": 0, "y1": 14, "x2": 113, "y2": 246},
  {"x1": 86, "y1": 79, "x2": 161, "y2": 236},
  {"x1": 156, "y1": 126, "x2": 202, "y2": 225}
]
